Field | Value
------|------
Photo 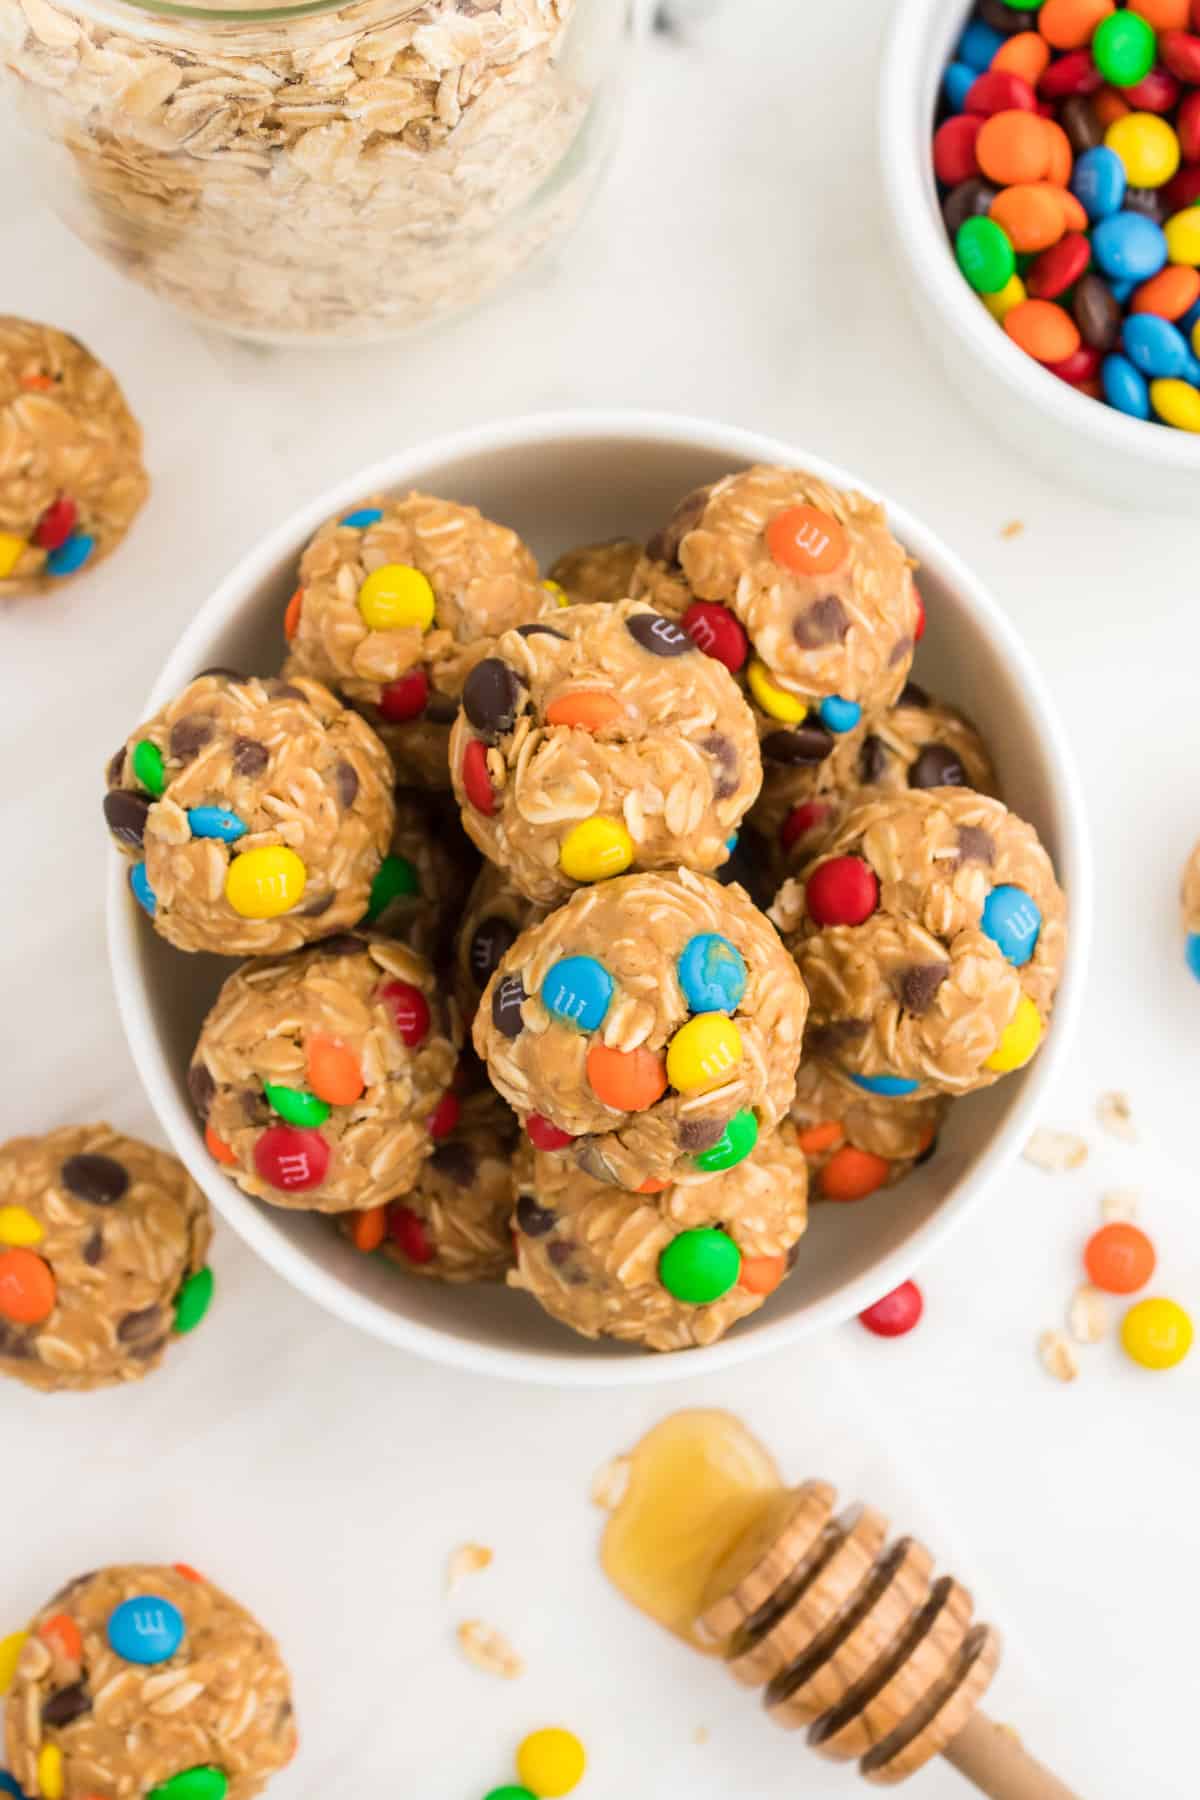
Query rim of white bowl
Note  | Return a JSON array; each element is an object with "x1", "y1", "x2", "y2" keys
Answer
[
  {"x1": 108, "y1": 408, "x2": 1094, "y2": 1388},
  {"x1": 881, "y1": 0, "x2": 1200, "y2": 475}
]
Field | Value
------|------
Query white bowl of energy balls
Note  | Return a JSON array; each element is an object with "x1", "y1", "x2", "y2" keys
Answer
[{"x1": 105, "y1": 411, "x2": 1092, "y2": 1387}]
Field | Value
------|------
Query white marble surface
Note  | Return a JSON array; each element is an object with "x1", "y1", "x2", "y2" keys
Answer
[{"x1": 2, "y1": 3, "x2": 1198, "y2": 1796}]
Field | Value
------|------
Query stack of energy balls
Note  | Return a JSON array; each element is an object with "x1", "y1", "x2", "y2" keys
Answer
[{"x1": 102, "y1": 473, "x2": 1068, "y2": 1354}]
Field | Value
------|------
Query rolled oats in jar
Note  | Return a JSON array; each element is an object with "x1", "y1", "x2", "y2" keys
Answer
[{"x1": 0, "y1": 0, "x2": 629, "y2": 341}]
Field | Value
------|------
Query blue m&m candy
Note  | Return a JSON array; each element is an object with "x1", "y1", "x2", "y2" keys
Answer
[
  {"x1": 1102, "y1": 353, "x2": 1151, "y2": 420},
  {"x1": 850, "y1": 1073, "x2": 920, "y2": 1098},
  {"x1": 541, "y1": 955, "x2": 613, "y2": 1031},
  {"x1": 1122, "y1": 314, "x2": 1197, "y2": 382},
  {"x1": 955, "y1": 19, "x2": 1004, "y2": 72},
  {"x1": 981, "y1": 885, "x2": 1042, "y2": 968},
  {"x1": 129, "y1": 862, "x2": 157, "y2": 917},
  {"x1": 677, "y1": 933, "x2": 747, "y2": 1016},
  {"x1": 0, "y1": 1772, "x2": 26, "y2": 1798},
  {"x1": 339, "y1": 507, "x2": 383, "y2": 529},
  {"x1": 187, "y1": 806, "x2": 247, "y2": 844},
  {"x1": 818, "y1": 696, "x2": 862, "y2": 734},
  {"x1": 943, "y1": 61, "x2": 975, "y2": 113},
  {"x1": 107, "y1": 1596, "x2": 185, "y2": 1665},
  {"x1": 1092, "y1": 213, "x2": 1167, "y2": 284},
  {"x1": 1071, "y1": 146, "x2": 1126, "y2": 223},
  {"x1": 1187, "y1": 933, "x2": 1200, "y2": 982},
  {"x1": 46, "y1": 533, "x2": 94, "y2": 577}
]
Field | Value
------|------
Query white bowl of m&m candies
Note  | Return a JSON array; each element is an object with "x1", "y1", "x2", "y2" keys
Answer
[
  {"x1": 106, "y1": 412, "x2": 1092, "y2": 1386},
  {"x1": 882, "y1": 0, "x2": 1200, "y2": 508}
]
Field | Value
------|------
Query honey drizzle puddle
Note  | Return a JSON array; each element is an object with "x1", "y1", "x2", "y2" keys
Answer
[{"x1": 598, "y1": 1409, "x2": 784, "y2": 1653}]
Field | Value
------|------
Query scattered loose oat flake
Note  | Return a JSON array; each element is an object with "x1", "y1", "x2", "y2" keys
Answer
[
  {"x1": 693, "y1": 1727, "x2": 710, "y2": 1747},
  {"x1": 1097, "y1": 1092, "x2": 1137, "y2": 1143},
  {"x1": 591, "y1": 1455, "x2": 631, "y2": 1512},
  {"x1": 1038, "y1": 1329, "x2": 1080, "y2": 1383},
  {"x1": 1068, "y1": 1284, "x2": 1109, "y2": 1346},
  {"x1": 446, "y1": 1543, "x2": 493, "y2": 1596},
  {"x1": 1000, "y1": 519, "x2": 1025, "y2": 539},
  {"x1": 456, "y1": 1620, "x2": 523, "y2": 1680},
  {"x1": 1023, "y1": 1128, "x2": 1088, "y2": 1173},
  {"x1": 1101, "y1": 1188, "x2": 1140, "y2": 1223}
]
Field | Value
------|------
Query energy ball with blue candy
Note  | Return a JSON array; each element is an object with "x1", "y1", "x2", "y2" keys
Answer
[
  {"x1": 0, "y1": 1122, "x2": 211, "y2": 1394},
  {"x1": 771, "y1": 787, "x2": 1067, "y2": 1101},
  {"x1": 3, "y1": 1563, "x2": 296, "y2": 1799},
  {"x1": 103, "y1": 671, "x2": 395, "y2": 958},
  {"x1": 0, "y1": 316, "x2": 148, "y2": 596},
  {"x1": 1183, "y1": 841, "x2": 1200, "y2": 982},
  {"x1": 283, "y1": 491, "x2": 548, "y2": 790}
]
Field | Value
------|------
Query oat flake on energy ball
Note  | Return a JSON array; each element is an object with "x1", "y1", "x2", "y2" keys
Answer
[{"x1": 0, "y1": 0, "x2": 617, "y2": 342}]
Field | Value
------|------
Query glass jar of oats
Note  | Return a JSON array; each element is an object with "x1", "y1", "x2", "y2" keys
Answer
[{"x1": 1, "y1": 0, "x2": 630, "y2": 342}]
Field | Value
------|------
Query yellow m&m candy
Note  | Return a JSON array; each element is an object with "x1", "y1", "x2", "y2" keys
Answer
[
  {"x1": 516, "y1": 1728, "x2": 587, "y2": 1798},
  {"x1": 542, "y1": 578, "x2": 570, "y2": 608},
  {"x1": 1150, "y1": 378, "x2": 1200, "y2": 433},
  {"x1": 0, "y1": 533, "x2": 26, "y2": 578},
  {"x1": 0, "y1": 1206, "x2": 43, "y2": 1247},
  {"x1": 357, "y1": 564, "x2": 436, "y2": 632},
  {"x1": 665, "y1": 1013, "x2": 744, "y2": 1094},
  {"x1": 1121, "y1": 1298, "x2": 1193, "y2": 1371},
  {"x1": 1105, "y1": 114, "x2": 1180, "y2": 189},
  {"x1": 984, "y1": 994, "x2": 1042, "y2": 1074},
  {"x1": 982, "y1": 273, "x2": 1026, "y2": 323},
  {"x1": 0, "y1": 1629, "x2": 28, "y2": 1695},
  {"x1": 1165, "y1": 208, "x2": 1200, "y2": 268},
  {"x1": 224, "y1": 846, "x2": 307, "y2": 919},
  {"x1": 746, "y1": 659, "x2": 808, "y2": 724},
  {"x1": 559, "y1": 816, "x2": 633, "y2": 884},
  {"x1": 38, "y1": 1743, "x2": 64, "y2": 1800}
]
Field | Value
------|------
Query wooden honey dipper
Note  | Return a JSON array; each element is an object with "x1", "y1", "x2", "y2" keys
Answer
[{"x1": 689, "y1": 1481, "x2": 1082, "y2": 1798}]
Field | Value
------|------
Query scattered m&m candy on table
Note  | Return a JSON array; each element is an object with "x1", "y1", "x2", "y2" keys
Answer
[
  {"x1": 859, "y1": 1279, "x2": 924, "y2": 1338},
  {"x1": 937, "y1": 0, "x2": 1200, "y2": 431},
  {"x1": 1121, "y1": 1297, "x2": 1193, "y2": 1369}
]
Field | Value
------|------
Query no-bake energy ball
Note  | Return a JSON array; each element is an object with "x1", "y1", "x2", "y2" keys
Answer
[
  {"x1": 282, "y1": 492, "x2": 550, "y2": 787},
  {"x1": 104, "y1": 672, "x2": 395, "y2": 956},
  {"x1": 546, "y1": 538, "x2": 642, "y2": 606},
  {"x1": 511, "y1": 1124, "x2": 808, "y2": 1351},
  {"x1": 754, "y1": 680, "x2": 998, "y2": 858},
  {"x1": 367, "y1": 787, "x2": 478, "y2": 963},
  {"x1": 0, "y1": 317, "x2": 148, "y2": 593},
  {"x1": 789, "y1": 1061, "x2": 946, "y2": 1202},
  {"x1": 454, "y1": 863, "x2": 550, "y2": 1023},
  {"x1": 634, "y1": 467, "x2": 920, "y2": 721},
  {"x1": 449, "y1": 599, "x2": 763, "y2": 904},
  {"x1": 340, "y1": 1089, "x2": 517, "y2": 1283},
  {"x1": 0, "y1": 1125, "x2": 211, "y2": 1393},
  {"x1": 771, "y1": 789, "x2": 1067, "y2": 1101},
  {"x1": 3, "y1": 1563, "x2": 296, "y2": 1800},
  {"x1": 474, "y1": 869, "x2": 808, "y2": 1190},
  {"x1": 189, "y1": 936, "x2": 460, "y2": 1213}
]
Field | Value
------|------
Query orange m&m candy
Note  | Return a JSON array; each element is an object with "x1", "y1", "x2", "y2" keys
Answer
[
  {"x1": 989, "y1": 183, "x2": 1067, "y2": 252},
  {"x1": 586, "y1": 1043, "x2": 668, "y2": 1113},
  {"x1": 283, "y1": 587, "x2": 303, "y2": 642},
  {"x1": 1084, "y1": 1222, "x2": 1156, "y2": 1294},
  {"x1": 38, "y1": 1614, "x2": 82, "y2": 1663},
  {"x1": 796, "y1": 1120, "x2": 844, "y2": 1155},
  {"x1": 739, "y1": 1253, "x2": 788, "y2": 1296},
  {"x1": 818, "y1": 1146, "x2": 891, "y2": 1202},
  {"x1": 1131, "y1": 265, "x2": 1200, "y2": 319},
  {"x1": 992, "y1": 33, "x2": 1051, "y2": 87},
  {"x1": 172, "y1": 1563, "x2": 205, "y2": 1583},
  {"x1": 637, "y1": 1177, "x2": 671, "y2": 1195},
  {"x1": 977, "y1": 111, "x2": 1054, "y2": 185},
  {"x1": 0, "y1": 1248, "x2": 56, "y2": 1324},
  {"x1": 350, "y1": 1206, "x2": 387, "y2": 1253},
  {"x1": 1038, "y1": 0, "x2": 1115, "y2": 51},
  {"x1": 765, "y1": 506, "x2": 847, "y2": 576},
  {"x1": 306, "y1": 1034, "x2": 365, "y2": 1107},
  {"x1": 204, "y1": 1122, "x2": 237, "y2": 1166},
  {"x1": 1004, "y1": 298, "x2": 1082, "y2": 363},
  {"x1": 546, "y1": 690, "x2": 623, "y2": 731}
]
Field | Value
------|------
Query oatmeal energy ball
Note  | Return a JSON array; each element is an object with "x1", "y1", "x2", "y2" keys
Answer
[
  {"x1": 634, "y1": 467, "x2": 920, "y2": 723},
  {"x1": 754, "y1": 680, "x2": 999, "y2": 857},
  {"x1": 771, "y1": 789, "x2": 1067, "y2": 1101},
  {"x1": 370, "y1": 787, "x2": 478, "y2": 964},
  {"x1": 189, "y1": 936, "x2": 459, "y2": 1213},
  {"x1": 454, "y1": 863, "x2": 550, "y2": 1023},
  {"x1": 450, "y1": 598, "x2": 763, "y2": 904},
  {"x1": 546, "y1": 537, "x2": 642, "y2": 606},
  {"x1": 511, "y1": 1123, "x2": 808, "y2": 1352},
  {"x1": 3, "y1": 1563, "x2": 296, "y2": 1800},
  {"x1": 790, "y1": 1062, "x2": 947, "y2": 1202},
  {"x1": 0, "y1": 317, "x2": 147, "y2": 594},
  {"x1": 0, "y1": 1125, "x2": 211, "y2": 1394},
  {"x1": 1183, "y1": 841, "x2": 1200, "y2": 982},
  {"x1": 104, "y1": 671, "x2": 395, "y2": 957},
  {"x1": 475, "y1": 868, "x2": 808, "y2": 1190},
  {"x1": 283, "y1": 493, "x2": 550, "y2": 787},
  {"x1": 339, "y1": 1089, "x2": 517, "y2": 1283}
]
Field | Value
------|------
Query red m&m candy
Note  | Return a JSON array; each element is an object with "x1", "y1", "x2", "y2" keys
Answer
[
  {"x1": 781, "y1": 801, "x2": 832, "y2": 854},
  {"x1": 379, "y1": 669, "x2": 430, "y2": 722},
  {"x1": 806, "y1": 856, "x2": 879, "y2": 927},
  {"x1": 427, "y1": 1091, "x2": 461, "y2": 1140},
  {"x1": 33, "y1": 495, "x2": 78, "y2": 551},
  {"x1": 253, "y1": 1125, "x2": 330, "y2": 1192},
  {"x1": 378, "y1": 979, "x2": 431, "y2": 1046},
  {"x1": 462, "y1": 739, "x2": 496, "y2": 816},
  {"x1": 388, "y1": 1205, "x2": 434, "y2": 1264},
  {"x1": 526, "y1": 1113, "x2": 575, "y2": 1151},
  {"x1": 681, "y1": 601, "x2": 749, "y2": 672},
  {"x1": 859, "y1": 1279, "x2": 924, "y2": 1338}
]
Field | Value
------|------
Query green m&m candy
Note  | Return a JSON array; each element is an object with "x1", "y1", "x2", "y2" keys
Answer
[
  {"x1": 693, "y1": 1108, "x2": 759, "y2": 1174},
  {"x1": 147, "y1": 1766, "x2": 228, "y2": 1800},
  {"x1": 1092, "y1": 10, "x2": 1156, "y2": 88},
  {"x1": 173, "y1": 1266, "x2": 214, "y2": 1336},
  {"x1": 262, "y1": 1081, "x2": 331, "y2": 1129},
  {"x1": 132, "y1": 738, "x2": 166, "y2": 797},
  {"x1": 955, "y1": 217, "x2": 1016, "y2": 296},
  {"x1": 659, "y1": 1228, "x2": 741, "y2": 1305},
  {"x1": 365, "y1": 853, "x2": 419, "y2": 922}
]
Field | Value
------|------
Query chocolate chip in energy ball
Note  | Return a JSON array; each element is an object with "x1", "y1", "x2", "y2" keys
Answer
[
  {"x1": 61, "y1": 1152, "x2": 129, "y2": 1206},
  {"x1": 470, "y1": 916, "x2": 518, "y2": 987},
  {"x1": 909, "y1": 743, "x2": 966, "y2": 789},
  {"x1": 232, "y1": 736, "x2": 269, "y2": 778},
  {"x1": 41, "y1": 1684, "x2": 92, "y2": 1729},
  {"x1": 645, "y1": 484, "x2": 711, "y2": 568},
  {"x1": 463, "y1": 658, "x2": 524, "y2": 740},
  {"x1": 677, "y1": 1115, "x2": 728, "y2": 1153},
  {"x1": 898, "y1": 962, "x2": 950, "y2": 1015},
  {"x1": 334, "y1": 760, "x2": 359, "y2": 808},
  {"x1": 700, "y1": 731, "x2": 739, "y2": 801},
  {"x1": 956, "y1": 825, "x2": 996, "y2": 867},
  {"x1": 103, "y1": 788, "x2": 151, "y2": 850},
  {"x1": 625, "y1": 611, "x2": 694, "y2": 657},
  {"x1": 516, "y1": 1193, "x2": 557, "y2": 1237},
  {"x1": 793, "y1": 595, "x2": 849, "y2": 648},
  {"x1": 762, "y1": 721, "x2": 835, "y2": 766},
  {"x1": 82, "y1": 1229, "x2": 104, "y2": 1266},
  {"x1": 187, "y1": 1060, "x2": 216, "y2": 1121},
  {"x1": 117, "y1": 1304, "x2": 163, "y2": 1343},
  {"x1": 492, "y1": 972, "x2": 527, "y2": 1039},
  {"x1": 859, "y1": 735, "x2": 889, "y2": 784},
  {"x1": 169, "y1": 716, "x2": 214, "y2": 762},
  {"x1": 430, "y1": 1140, "x2": 478, "y2": 1188}
]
